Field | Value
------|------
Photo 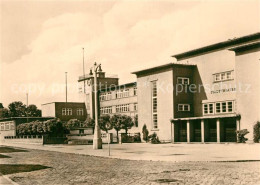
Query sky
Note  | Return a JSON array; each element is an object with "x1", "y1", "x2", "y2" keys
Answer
[{"x1": 0, "y1": 0, "x2": 259, "y2": 109}]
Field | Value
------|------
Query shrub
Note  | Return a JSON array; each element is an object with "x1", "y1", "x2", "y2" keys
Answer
[
  {"x1": 65, "y1": 119, "x2": 81, "y2": 130},
  {"x1": 148, "y1": 132, "x2": 160, "y2": 144},
  {"x1": 134, "y1": 132, "x2": 141, "y2": 142},
  {"x1": 142, "y1": 124, "x2": 149, "y2": 142},
  {"x1": 253, "y1": 121, "x2": 260, "y2": 143},
  {"x1": 236, "y1": 129, "x2": 249, "y2": 143}
]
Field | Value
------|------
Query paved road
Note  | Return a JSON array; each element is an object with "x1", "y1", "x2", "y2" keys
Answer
[
  {"x1": 2, "y1": 142, "x2": 260, "y2": 162},
  {"x1": 1, "y1": 147, "x2": 260, "y2": 185}
]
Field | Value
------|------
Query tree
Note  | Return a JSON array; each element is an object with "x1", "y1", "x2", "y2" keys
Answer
[
  {"x1": 6, "y1": 101, "x2": 41, "y2": 118},
  {"x1": 0, "y1": 108, "x2": 10, "y2": 118},
  {"x1": 253, "y1": 121, "x2": 260, "y2": 143},
  {"x1": 134, "y1": 114, "x2": 138, "y2": 127},
  {"x1": 120, "y1": 115, "x2": 134, "y2": 134},
  {"x1": 8, "y1": 101, "x2": 26, "y2": 117},
  {"x1": 142, "y1": 124, "x2": 149, "y2": 142},
  {"x1": 111, "y1": 114, "x2": 122, "y2": 143},
  {"x1": 99, "y1": 114, "x2": 113, "y2": 133},
  {"x1": 26, "y1": 104, "x2": 41, "y2": 117}
]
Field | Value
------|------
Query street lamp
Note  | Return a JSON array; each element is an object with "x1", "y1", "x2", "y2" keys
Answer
[{"x1": 90, "y1": 62, "x2": 102, "y2": 149}]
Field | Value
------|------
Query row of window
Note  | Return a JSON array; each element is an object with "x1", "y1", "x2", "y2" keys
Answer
[
  {"x1": 116, "y1": 104, "x2": 130, "y2": 113},
  {"x1": 100, "y1": 106, "x2": 112, "y2": 114},
  {"x1": 177, "y1": 70, "x2": 234, "y2": 85},
  {"x1": 204, "y1": 101, "x2": 234, "y2": 115},
  {"x1": 100, "y1": 88, "x2": 137, "y2": 101},
  {"x1": 213, "y1": 71, "x2": 233, "y2": 82},
  {"x1": 62, "y1": 108, "x2": 84, "y2": 116},
  {"x1": 0, "y1": 121, "x2": 15, "y2": 131},
  {"x1": 100, "y1": 103, "x2": 138, "y2": 115}
]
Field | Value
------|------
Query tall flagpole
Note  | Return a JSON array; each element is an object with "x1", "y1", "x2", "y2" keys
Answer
[{"x1": 82, "y1": 48, "x2": 86, "y2": 93}]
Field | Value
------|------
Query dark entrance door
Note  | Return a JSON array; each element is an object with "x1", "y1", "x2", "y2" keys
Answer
[
  {"x1": 208, "y1": 119, "x2": 217, "y2": 142},
  {"x1": 193, "y1": 120, "x2": 201, "y2": 142},
  {"x1": 178, "y1": 121, "x2": 187, "y2": 142},
  {"x1": 223, "y1": 118, "x2": 237, "y2": 142}
]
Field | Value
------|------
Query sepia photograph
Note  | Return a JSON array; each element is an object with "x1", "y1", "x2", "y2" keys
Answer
[{"x1": 0, "y1": 0, "x2": 260, "y2": 184}]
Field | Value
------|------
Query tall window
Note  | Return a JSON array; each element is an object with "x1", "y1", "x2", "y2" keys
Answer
[
  {"x1": 67, "y1": 108, "x2": 72, "y2": 115},
  {"x1": 62, "y1": 108, "x2": 66, "y2": 115},
  {"x1": 134, "y1": 88, "x2": 137, "y2": 96},
  {"x1": 134, "y1": 103, "x2": 138, "y2": 111},
  {"x1": 77, "y1": 108, "x2": 84, "y2": 116},
  {"x1": 152, "y1": 81, "x2": 158, "y2": 129},
  {"x1": 0, "y1": 123, "x2": 4, "y2": 130}
]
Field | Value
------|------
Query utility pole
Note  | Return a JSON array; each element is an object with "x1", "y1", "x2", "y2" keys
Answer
[
  {"x1": 82, "y1": 48, "x2": 86, "y2": 93},
  {"x1": 65, "y1": 72, "x2": 68, "y2": 103},
  {"x1": 26, "y1": 93, "x2": 28, "y2": 123}
]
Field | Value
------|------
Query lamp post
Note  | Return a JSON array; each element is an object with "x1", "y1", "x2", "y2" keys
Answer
[{"x1": 90, "y1": 62, "x2": 102, "y2": 149}]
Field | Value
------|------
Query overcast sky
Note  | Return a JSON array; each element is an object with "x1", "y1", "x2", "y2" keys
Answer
[{"x1": 0, "y1": 0, "x2": 259, "y2": 108}]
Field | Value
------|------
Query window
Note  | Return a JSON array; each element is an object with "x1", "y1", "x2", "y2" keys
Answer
[
  {"x1": 10, "y1": 122, "x2": 15, "y2": 130},
  {"x1": 115, "y1": 104, "x2": 129, "y2": 113},
  {"x1": 5, "y1": 122, "x2": 10, "y2": 130},
  {"x1": 116, "y1": 89, "x2": 129, "y2": 98},
  {"x1": 213, "y1": 71, "x2": 234, "y2": 82},
  {"x1": 134, "y1": 88, "x2": 137, "y2": 96},
  {"x1": 0, "y1": 123, "x2": 4, "y2": 130},
  {"x1": 134, "y1": 103, "x2": 138, "y2": 111},
  {"x1": 178, "y1": 104, "x2": 190, "y2": 111},
  {"x1": 100, "y1": 92, "x2": 112, "y2": 101},
  {"x1": 67, "y1": 108, "x2": 72, "y2": 115},
  {"x1": 203, "y1": 103, "x2": 214, "y2": 114},
  {"x1": 203, "y1": 101, "x2": 234, "y2": 115},
  {"x1": 100, "y1": 106, "x2": 112, "y2": 114},
  {"x1": 177, "y1": 77, "x2": 190, "y2": 85},
  {"x1": 216, "y1": 103, "x2": 221, "y2": 113},
  {"x1": 62, "y1": 108, "x2": 66, "y2": 115},
  {"x1": 228, "y1": 101, "x2": 233, "y2": 112},
  {"x1": 152, "y1": 81, "x2": 158, "y2": 129},
  {"x1": 62, "y1": 108, "x2": 72, "y2": 116},
  {"x1": 77, "y1": 108, "x2": 84, "y2": 116}
]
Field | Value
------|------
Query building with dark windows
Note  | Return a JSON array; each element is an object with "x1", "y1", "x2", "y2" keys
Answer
[
  {"x1": 133, "y1": 32, "x2": 260, "y2": 143},
  {"x1": 41, "y1": 102, "x2": 87, "y2": 122}
]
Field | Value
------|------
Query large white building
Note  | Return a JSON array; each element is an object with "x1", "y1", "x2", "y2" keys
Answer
[{"x1": 132, "y1": 32, "x2": 260, "y2": 142}]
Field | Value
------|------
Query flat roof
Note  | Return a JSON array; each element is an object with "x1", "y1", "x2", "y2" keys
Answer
[
  {"x1": 99, "y1": 82, "x2": 136, "y2": 92},
  {"x1": 229, "y1": 42, "x2": 260, "y2": 53},
  {"x1": 0, "y1": 117, "x2": 55, "y2": 121},
  {"x1": 172, "y1": 32, "x2": 260, "y2": 60},
  {"x1": 41, "y1": 102, "x2": 85, "y2": 105},
  {"x1": 131, "y1": 63, "x2": 196, "y2": 75}
]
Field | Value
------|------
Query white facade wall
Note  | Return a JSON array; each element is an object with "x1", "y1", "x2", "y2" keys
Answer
[
  {"x1": 41, "y1": 103, "x2": 56, "y2": 117},
  {"x1": 137, "y1": 69, "x2": 174, "y2": 142},
  {"x1": 235, "y1": 50, "x2": 260, "y2": 140}
]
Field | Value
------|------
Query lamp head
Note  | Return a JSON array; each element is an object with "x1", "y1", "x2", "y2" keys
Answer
[{"x1": 89, "y1": 69, "x2": 93, "y2": 76}]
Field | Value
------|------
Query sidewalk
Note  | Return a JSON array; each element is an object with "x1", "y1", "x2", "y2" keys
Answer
[
  {"x1": 1, "y1": 142, "x2": 260, "y2": 162},
  {"x1": 0, "y1": 175, "x2": 18, "y2": 185}
]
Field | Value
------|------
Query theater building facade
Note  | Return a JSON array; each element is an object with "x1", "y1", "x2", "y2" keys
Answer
[{"x1": 133, "y1": 33, "x2": 260, "y2": 142}]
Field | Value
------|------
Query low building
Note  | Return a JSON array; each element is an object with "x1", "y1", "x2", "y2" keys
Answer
[
  {"x1": 41, "y1": 102, "x2": 87, "y2": 122},
  {"x1": 0, "y1": 117, "x2": 54, "y2": 141}
]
